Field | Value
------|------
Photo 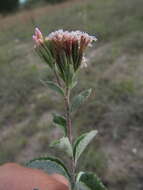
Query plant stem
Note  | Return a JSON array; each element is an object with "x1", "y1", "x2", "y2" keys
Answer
[
  {"x1": 65, "y1": 87, "x2": 72, "y2": 143},
  {"x1": 64, "y1": 86, "x2": 76, "y2": 189}
]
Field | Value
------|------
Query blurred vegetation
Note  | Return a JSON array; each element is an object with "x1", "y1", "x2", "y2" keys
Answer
[
  {"x1": 21, "y1": 0, "x2": 69, "y2": 9},
  {"x1": 0, "y1": 0, "x2": 143, "y2": 189},
  {"x1": 0, "y1": 0, "x2": 69, "y2": 14},
  {"x1": 0, "y1": 0, "x2": 19, "y2": 13},
  {"x1": 44, "y1": 0, "x2": 68, "y2": 4}
]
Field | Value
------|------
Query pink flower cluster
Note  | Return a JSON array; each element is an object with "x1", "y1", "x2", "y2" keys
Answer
[
  {"x1": 47, "y1": 29, "x2": 97, "y2": 47},
  {"x1": 33, "y1": 28, "x2": 97, "y2": 71},
  {"x1": 33, "y1": 28, "x2": 97, "y2": 50}
]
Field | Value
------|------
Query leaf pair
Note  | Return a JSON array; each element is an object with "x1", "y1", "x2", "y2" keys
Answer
[
  {"x1": 27, "y1": 157, "x2": 107, "y2": 190},
  {"x1": 43, "y1": 82, "x2": 92, "y2": 113},
  {"x1": 50, "y1": 130, "x2": 98, "y2": 165},
  {"x1": 42, "y1": 80, "x2": 92, "y2": 114}
]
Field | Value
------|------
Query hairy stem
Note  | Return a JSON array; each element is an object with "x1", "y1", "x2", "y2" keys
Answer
[
  {"x1": 64, "y1": 87, "x2": 76, "y2": 188},
  {"x1": 65, "y1": 87, "x2": 72, "y2": 142}
]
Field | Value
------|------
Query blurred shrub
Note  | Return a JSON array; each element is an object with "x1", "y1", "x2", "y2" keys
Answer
[
  {"x1": 23, "y1": 0, "x2": 41, "y2": 8},
  {"x1": 23, "y1": 0, "x2": 68, "y2": 8},
  {"x1": 44, "y1": 0, "x2": 68, "y2": 4},
  {"x1": 0, "y1": 0, "x2": 19, "y2": 13}
]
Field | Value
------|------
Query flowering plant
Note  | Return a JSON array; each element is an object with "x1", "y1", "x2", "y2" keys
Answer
[{"x1": 27, "y1": 28, "x2": 107, "y2": 190}]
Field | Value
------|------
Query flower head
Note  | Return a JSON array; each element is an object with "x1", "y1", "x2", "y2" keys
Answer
[
  {"x1": 33, "y1": 28, "x2": 97, "y2": 84},
  {"x1": 47, "y1": 29, "x2": 97, "y2": 54},
  {"x1": 46, "y1": 29, "x2": 97, "y2": 70}
]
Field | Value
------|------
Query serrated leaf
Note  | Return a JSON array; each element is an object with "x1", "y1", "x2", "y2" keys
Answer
[
  {"x1": 71, "y1": 89, "x2": 92, "y2": 112},
  {"x1": 52, "y1": 113, "x2": 67, "y2": 136},
  {"x1": 50, "y1": 137, "x2": 73, "y2": 157},
  {"x1": 41, "y1": 80, "x2": 64, "y2": 96},
  {"x1": 27, "y1": 156, "x2": 71, "y2": 181},
  {"x1": 77, "y1": 172, "x2": 107, "y2": 190},
  {"x1": 73, "y1": 130, "x2": 98, "y2": 163}
]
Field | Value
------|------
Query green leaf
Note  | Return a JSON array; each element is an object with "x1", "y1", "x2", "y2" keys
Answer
[
  {"x1": 73, "y1": 130, "x2": 98, "y2": 163},
  {"x1": 73, "y1": 133, "x2": 86, "y2": 155},
  {"x1": 41, "y1": 80, "x2": 64, "y2": 96},
  {"x1": 76, "y1": 172, "x2": 107, "y2": 190},
  {"x1": 71, "y1": 89, "x2": 92, "y2": 112},
  {"x1": 75, "y1": 182, "x2": 91, "y2": 190},
  {"x1": 50, "y1": 137, "x2": 73, "y2": 157},
  {"x1": 52, "y1": 113, "x2": 67, "y2": 136},
  {"x1": 27, "y1": 156, "x2": 71, "y2": 181}
]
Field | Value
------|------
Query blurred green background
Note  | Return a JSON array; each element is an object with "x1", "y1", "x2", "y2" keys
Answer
[{"x1": 0, "y1": 0, "x2": 143, "y2": 189}]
